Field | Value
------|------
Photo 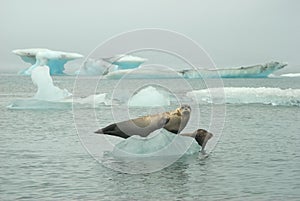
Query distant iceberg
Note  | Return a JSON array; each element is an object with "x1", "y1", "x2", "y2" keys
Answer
[
  {"x1": 179, "y1": 61, "x2": 287, "y2": 78},
  {"x1": 187, "y1": 87, "x2": 300, "y2": 107},
  {"x1": 103, "y1": 54, "x2": 147, "y2": 70},
  {"x1": 75, "y1": 58, "x2": 111, "y2": 76},
  {"x1": 101, "y1": 61, "x2": 287, "y2": 79},
  {"x1": 13, "y1": 48, "x2": 83, "y2": 75},
  {"x1": 8, "y1": 50, "x2": 110, "y2": 109},
  {"x1": 75, "y1": 55, "x2": 147, "y2": 76},
  {"x1": 104, "y1": 66, "x2": 182, "y2": 79}
]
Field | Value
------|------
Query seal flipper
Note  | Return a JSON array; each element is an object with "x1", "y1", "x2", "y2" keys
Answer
[
  {"x1": 94, "y1": 123, "x2": 130, "y2": 139},
  {"x1": 104, "y1": 129, "x2": 130, "y2": 139},
  {"x1": 94, "y1": 123, "x2": 116, "y2": 134},
  {"x1": 94, "y1": 129, "x2": 104, "y2": 134}
]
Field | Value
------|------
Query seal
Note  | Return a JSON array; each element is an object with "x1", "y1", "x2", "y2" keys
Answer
[
  {"x1": 163, "y1": 104, "x2": 191, "y2": 134},
  {"x1": 94, "y1": 113, "x2": 170, "y2": 138},
  {"x1": 180, "y1": 129, "x2": 213, "y2": 152}
]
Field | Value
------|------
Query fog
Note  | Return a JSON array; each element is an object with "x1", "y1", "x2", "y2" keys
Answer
[{"x1": 0, "y1": 0, "x2": 299, "y2": 73}]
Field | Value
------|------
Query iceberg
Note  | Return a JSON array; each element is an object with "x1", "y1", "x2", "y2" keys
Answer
[
  {"x1": 8, "y1": 51, "x2": 110, "y2": 109},
  {"x1": 179, "y1": 61, "x2": 287, "y2": 78},
  {"x1": 103, "y1": 54, "x2": 147, "y2": 70},
  {"x1": 187, "y1": 87, "x2": 300, "y2": 106},
  {"x1": 31, "y1": 66, "x2": 72, "y2": 101},
  {"x1": 8, "y1": 64, "x2": 74, "y2": 109},
  {"x1": 8, "y1": 67, "x2": 110, "y2": 108},
  {"x1": 12, "y1": 48, "x2": 83, "y2": 75},
  {"x1": 128, "y1": 86, "x2": 171, "y2": 107},
  {"x1": 102, "y1": 61, "x2": 287, "y2": 79},
  {"x1": 104, "y1": 66, "x2": 182, "y2": 79},
  {"x1": 74, "y1": 58, "x2": 114, "y2": 76},
  {"x1": 75, "y1": 55, "x2": 147, "y2": 76}
]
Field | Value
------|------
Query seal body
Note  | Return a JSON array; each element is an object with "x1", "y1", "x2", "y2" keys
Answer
[
  {"x1": 163, "y1": 104, "x2": 191, "y2": 134},
  {"x1": 95, "y1": 113, "x2": 170, "y2": 138},
  {"x1": 180, "y1": 129, "x2": 213, "y2": 151}
]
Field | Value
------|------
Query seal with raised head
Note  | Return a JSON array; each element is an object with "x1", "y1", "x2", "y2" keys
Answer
[
  {"x1": 180, "y1": 129, "x2": 213, "y2": 152},
  {"x1": 163, "y1": 104, "x2": 191, "y2": 134},
  {"x1": 94, "y1": 113, "x2": 170, "y2": 138}
]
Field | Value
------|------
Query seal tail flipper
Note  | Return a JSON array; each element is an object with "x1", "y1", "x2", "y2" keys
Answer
[
  {"x1": 94, "y1": 123, "x2": 130, "y2": 139},
  {"x1": 94, "y1": 129, "x2": 103, "y2": 134},
  {"x1": 94, "y1": 123, "x2": 116, "y2": 134}
]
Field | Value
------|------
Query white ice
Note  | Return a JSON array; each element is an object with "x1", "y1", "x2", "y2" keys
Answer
[
  {"x1": 128, "y1": 86, "x2": 171, "y2": 107},
  {"x1": 103, "y1": 54, "x2": 147, "y2": 70},
  {"x1": 104, "y1": 67, "x2": 182, "y2": 79},
  {"x1": 75, "y1": 58, "x2": 115, "y2": 75},
  {"x1": 31, "y1": 66, "x2": 72, "y2": 101},
  {"x1": 280, "y1": 73, "x2": 300, "y2": 78},
  {"x1": 187, "y1": 87, "x2": 300, "y2": 106},
  {"x1": 180, "y1": 61, "x2": 287, "y2": 78},
  {"x1": 8, "y1": 53, "x2": 109, "y2": 109},
  {"x1": 102, "y1": 61, "x2": 286, "y2": 79}
]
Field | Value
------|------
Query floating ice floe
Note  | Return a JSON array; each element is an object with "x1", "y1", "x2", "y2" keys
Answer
[
  {"x1": 280, "y1": 73, "x2": 300, "y2": 78},
  {"x1": 187, "y1": 87, "x2": 300, "y2": 106},
  {"x1": 112, "y1": 131, "x2": 200, "y2": 158}
]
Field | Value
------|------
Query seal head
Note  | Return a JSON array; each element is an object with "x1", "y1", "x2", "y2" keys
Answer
[
  {"x1": 194, "y1": 129, "x2": 213, "y2": 151},
  {"x1": 163, "y1": 104, "x2": 191, "y2": 134}
]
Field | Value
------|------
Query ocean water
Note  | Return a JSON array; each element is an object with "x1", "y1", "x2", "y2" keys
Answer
[{"x1": 1, "y1": 74, "x2": 300, "y2": 200}]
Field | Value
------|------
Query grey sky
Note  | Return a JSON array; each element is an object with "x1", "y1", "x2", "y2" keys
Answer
[{"x1": 1, "y1": 0, "x2": 299, "y2": 73}]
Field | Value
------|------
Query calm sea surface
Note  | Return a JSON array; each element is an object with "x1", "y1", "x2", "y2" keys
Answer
[{"x1": 1, "y1": 74, "x2": 300, "y2": 200}]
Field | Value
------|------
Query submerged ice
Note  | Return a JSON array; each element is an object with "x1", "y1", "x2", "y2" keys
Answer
[
  {"x1": 112, "y1": 131, "x2": 200, "y2": 158},
  {"x1": 187, "y1": 87, "x2": 300, "y2": 106},
  {"x1": 13, "y1": 48, "x2": 83, "y2": 75}
]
